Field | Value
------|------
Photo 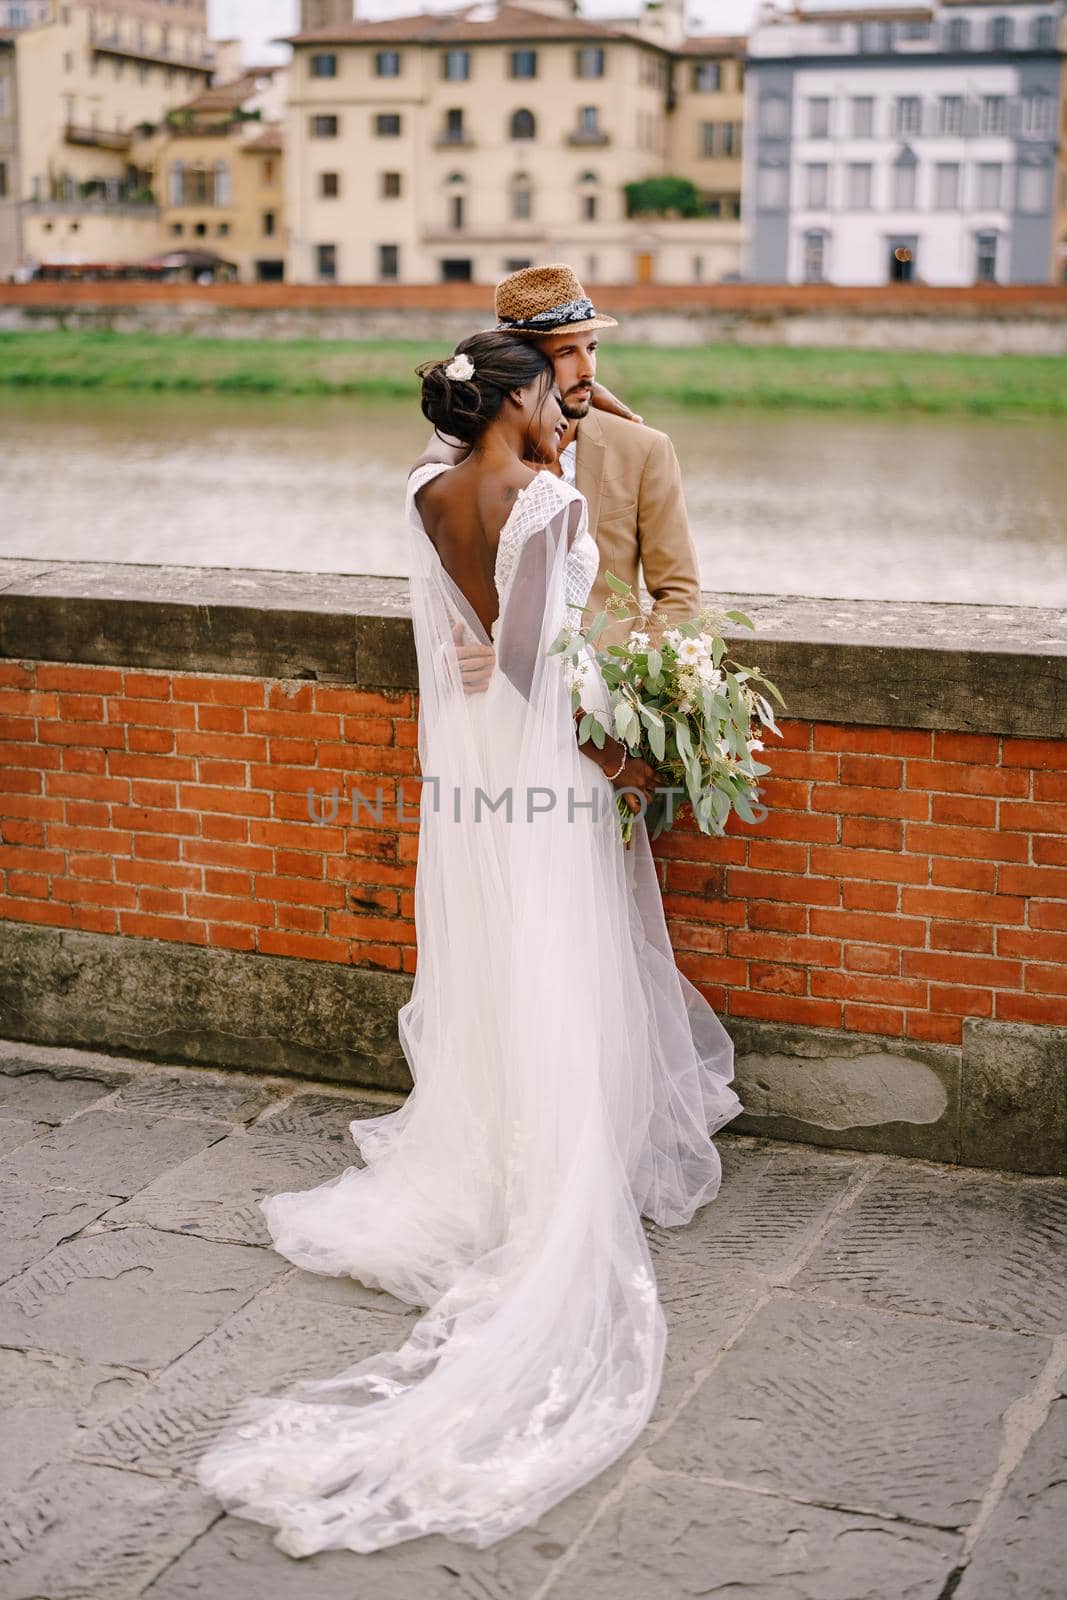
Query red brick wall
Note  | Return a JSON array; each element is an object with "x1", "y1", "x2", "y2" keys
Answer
[
  {"x1": 2, "y1": 659, "x2": 1065, "y2": 1046},
  {"x1": 2, "y1": 282, "x2": 1066, "y2": 317}
]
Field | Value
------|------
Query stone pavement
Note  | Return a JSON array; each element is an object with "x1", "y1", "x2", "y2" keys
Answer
[{"x1": 0, "y1": 1040, "x2": 1063, "y2": 1600}]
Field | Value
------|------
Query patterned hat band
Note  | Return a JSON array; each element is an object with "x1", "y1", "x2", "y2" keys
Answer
[{"x1": 497, "y1": 296, "x2": 597, "y2": 331}]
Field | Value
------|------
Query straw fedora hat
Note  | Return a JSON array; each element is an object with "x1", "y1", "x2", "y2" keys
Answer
[{"x1": 494, "y1": 263, "x2": 618, "y2": 336}]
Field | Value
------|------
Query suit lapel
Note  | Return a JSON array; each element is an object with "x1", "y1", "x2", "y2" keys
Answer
[{"x1": 575, "y1": 411, "x2": 606, "y2": 546}]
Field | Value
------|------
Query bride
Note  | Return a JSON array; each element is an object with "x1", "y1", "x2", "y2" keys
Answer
[{"x1": 196, "y1": 332, "x2": 741, "y2": 1556}]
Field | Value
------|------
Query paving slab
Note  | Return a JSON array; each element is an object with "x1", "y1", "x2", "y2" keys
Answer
[
  {"x1": 254, "y1": 1091, "x2": 402, "y2": 1141},
  {"x1": 0, "y1": 1346, "x2": 146, "y2": 1498},
  {"x1": 643, "y1": 1142, "x2": 862, "y2": 1282},
  {"x1": 0, "y1": 1462, "x2": 216, "y2": 1600},
  {"x1": 80, "y1": 1292, "x2": 416, "y2": 1476},
  {"x1": 0, "y1": 1108, "x2": 230, "y2": 1198},
  {"x1": 105, "y1": 1131, "x2": 356, "y2": 1245},
  {"x1": 272, "y1": 1261, "x2": 420, "y2": 1315},
  {"x1": 547, "y1": 1465, "x2": 962, "y2": 1600},
  {"x1": 794, "y1": 1165, "x2": 1067, "y2": 1334},
  {"x1": 651, "y1": 1292, "x2": 1048, "y2": 1528},
  {"x1": 0, "y1": 1115, "x2": 43, "y2": 1156},
  {"x1": 111, "y1": 1069, "x2": 278, "y2": 1124},
  {"x1": 0, "y1": 1061, "x2": 120, "y2": 1123},
  {"x1": 956, "y1": 1369, "x2": 1067, "y2": 1600},
  {"x1": 0, "y1": 1180, "x2": 113, "y2": 1284},
  {"x1": 144, "y1": 1452, "x2": 632, "y2": 1600},
  {"x1": 0, "y1": 1224, "x2": 284, "y2": 1370}
]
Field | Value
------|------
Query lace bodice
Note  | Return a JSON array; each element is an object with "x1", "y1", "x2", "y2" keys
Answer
[{"x1": 408, "y1": 464, "x2": 599, "y2": 643}]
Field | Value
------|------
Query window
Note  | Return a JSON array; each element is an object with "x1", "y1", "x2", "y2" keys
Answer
[
  {"x1": 899, "y1": 21, "x2": 931, "y2": 41},
  {"x1": 859, "y1": 22, "x2": 892, "y2": 52},
  {"x1": 311, "y1": 113, "x2": 339, "y2": 137},
  {"x1": 510, "y1": 107, "x2": 535, "y2": 140},
  {"x1": 579, "y1": 106, "x2": 600, "y2": 135},
  {"x1": 450, "y1": 193, "x2": 464, "y2": 228},
  {"x1": 440, "y1": 258, "x2": 472, "y2": 282},
  {"x1": 894, "y1": 95, "x2": 921, "y2": 135},
  {"x1": 576, "y1": 47, "x2": 605, "y2": 78},
  {"x1": 1017, "y1": 162, "x2": 1049, "y2": 215},
  {"x1": 586, "y1": 253, "x2": 598, "y2": 278},
  {"x1": 759, "y1": 95, "x2": 788, "y2": 138},
  {"x1": 442, "y1": 107, "x2": 466, "y2": 143},
  {"x1": 803, "y1": 230, "x2": 827, "y2": 283},
  {"x1": 934, "y1": 162, "x2": 960, "y2": 209},
  {"x1": 510, "y1": 175, "x2": 532, "y2": 220},
  {"x1": 1031, "y1": 17, "x2": 1055, "y2": 48},
  {"x1": 263, "y1": 210, "x2": 276, "y2": 236},
  {"x1": 375, "y1": 113, "x2": 401, "y2": 136},
  {"x1": 702, "y1": 121, "x2": 739, "y2": 157},
  {"x1": 581, "y1": 192, "x2": 597, "y2": 221},
  {"x1": 807, "y1": 97, "x2": 830, "y2": 137},
  {"x1": 310, "y1": 52, "x2": 337, "y2": 78},
  {"x1": 1023, "y1": 92, "x2": 1053, "y2": 136},
  {"x1": 945, "y1": 19, "x2": 970, "y2": 50},
  {"x1": 320, "y1": 171, "x2": 339, "y2": 198},
  {"x1": 982, "y1": 95, "x2": 1007, "y2": 134},
  {"x1": 378, "y1": 244, "x2": 398, "y2": 281},
  {"x1": 376, "y1": 51, "x2": 401, "y2": 77},
  {"x1": 939, "y1": 94, "x2": 963, "y2": 134},
  {"x1": 316, "y1": 243, "x2": 337, "y2": 281},
  {"x1": 976, "y1": 162, "x2": 1002, "y2": 208},
  {"x1": 217, "y1": 222, "x2": 230, "y2": 237},
  {"x1": 851, "y1": 97, "x2": 874, "y2": 137},
  {"x1": 262, "y1": 159, "x2": 276, "y2": 186},
  {"x1": 442, "y1": 49, "x2": 469, "y2": 80},
  {"x1": 194, "y1": 222, "x2": 207, "y2": 237},
  {"x1": 892, "y1": 156, "x2": 918, "y2": 209},
  {"x1": 975, "y1": 232, "x2": 997, "y2": 282},
  {"x1": 805, "y1": 163, "x2": 829, "y2": 207},
  {"x1": 692, "y1": 255, "x2": 704, "y2": 283},
  {"x1": 757, "y1": 163, "x2": 788, "y2": 210},
  {"x1": 510, "y1": 49, "x2": 537, "y2": 79},
  {"x1": 989, "y1": 17, "x2": 1012, "y2": 50},
  {"x1": 504, "y1": 258, "x2": 533, "y2": 272},
  {"x1": 847, "y1": 162, "x2": 872, "y2": 210},
  {"x1": 0, "y1": 161, "x2": 5, "y2": 199},
  {"x1": 170, "y1": 221, "x2": 183, "y2": 236},
  {"x1": 693, "y1": 61, "x2": 721, "y2": 91},
  {"x1": 381, "y1": 171, "x2": 401, "y2": 198}
]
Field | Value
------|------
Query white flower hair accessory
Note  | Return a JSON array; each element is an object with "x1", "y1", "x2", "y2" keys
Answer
[{"x1": 444, "y1": 352, "x2": 475, "y2": 382}]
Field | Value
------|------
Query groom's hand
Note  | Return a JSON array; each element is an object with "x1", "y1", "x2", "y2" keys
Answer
[{"x1": 453, "y1": 622, "x2": 495, "y2": 694}]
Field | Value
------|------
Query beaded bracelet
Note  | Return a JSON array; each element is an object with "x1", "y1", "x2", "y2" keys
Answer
[{"x1": 605, "y1": 744, "x2": 628, "y2": 782}]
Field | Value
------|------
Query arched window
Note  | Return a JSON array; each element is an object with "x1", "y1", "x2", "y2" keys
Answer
[
  {"x1": 945, "y1": 18, "x2": 970, "y2": 50},
  {"x1": 509, "y1": 108, "x2": 536, "y2": 140},
  {"x1": 510, "y1": 171, "x2": 532, "y2": 221},
  {"x1": 1031, "y1": 16, "x2": 1055, "y2": 48},
  {"x1": 989, "y1": 16, "x2": 1013, "y2": 50}
]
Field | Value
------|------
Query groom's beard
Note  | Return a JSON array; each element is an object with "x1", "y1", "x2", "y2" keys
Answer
[{"x1": 561, "y1": 388, "x2": 593, "y2": 419}]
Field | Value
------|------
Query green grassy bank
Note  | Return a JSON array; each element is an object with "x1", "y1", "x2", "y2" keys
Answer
[{"x1": 1, "y1": 330, "x2": 1064, "y2": 416}]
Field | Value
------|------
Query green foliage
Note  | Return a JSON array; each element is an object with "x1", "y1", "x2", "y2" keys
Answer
[{"x1": 623, "y1": 176, "x2": 703, "y2": 219}]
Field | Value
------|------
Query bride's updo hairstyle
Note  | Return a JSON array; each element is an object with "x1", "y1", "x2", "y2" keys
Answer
[{"x1": 417, "y1": 331, "x2": 554, "y2": 446}]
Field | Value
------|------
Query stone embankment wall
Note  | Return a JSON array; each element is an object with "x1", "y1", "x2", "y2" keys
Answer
[
  {"x1": 0, "y1": 561, "x2": 1063, "y2": 1174},
  {"x1": 2, "y1": 282, "x2": 1066, "y2": 354}
]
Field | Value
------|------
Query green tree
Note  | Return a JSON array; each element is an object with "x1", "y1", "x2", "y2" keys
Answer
[{"x1": 624, "y1": 176, "x2": 704, "y2": 219}]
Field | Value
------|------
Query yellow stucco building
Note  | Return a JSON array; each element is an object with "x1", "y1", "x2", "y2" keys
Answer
[
  {"x1": 283, "y1": 0, "x2": 745, "y2": 285},
  {"x1": 4, "y1": 0, "x2": 213, "y2": 274}
]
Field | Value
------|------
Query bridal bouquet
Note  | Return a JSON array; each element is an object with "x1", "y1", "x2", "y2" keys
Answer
[{"x1": 550, "y1": 574, "x2": 787, "y2": 845}]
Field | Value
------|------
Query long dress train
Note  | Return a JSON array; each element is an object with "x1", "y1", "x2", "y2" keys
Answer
[{"x1": 195, "y1": 464, "x2": 741, "y2": 1555}]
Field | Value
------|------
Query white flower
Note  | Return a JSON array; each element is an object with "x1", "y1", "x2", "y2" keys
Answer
[
  {"x1": 676, "y1": 638, "x2": 703, "y2": 666},
  {"x1": 628, "y1": 631, "x2": 652, "y2": 652},
  {"x1": 696, "y1": 661, "x2": 722, "y2": 687},
  {"x1": 663, "y1": 627, "x2": 685, "y2": 650},
  {"x1": 445, "y1": 352, "x2": 475, "y2": 381}
]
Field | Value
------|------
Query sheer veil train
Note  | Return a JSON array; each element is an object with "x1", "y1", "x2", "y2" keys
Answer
[{"x1": 196, "y1": 365, "x2": 741, "y2": 1557}]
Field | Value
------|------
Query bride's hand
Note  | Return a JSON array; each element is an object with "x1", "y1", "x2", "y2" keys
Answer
[
  {"x1": 452, "y1": 621, "x2": 495, "y2": 694},
  {"x1": 610, "y1": 753, "x2": 659, "y2": 809},
  {"x1": 591, "y1": 381, "x2": 643, "y2": 425}
]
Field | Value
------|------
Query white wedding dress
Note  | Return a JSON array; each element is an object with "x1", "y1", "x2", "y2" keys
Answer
[{"x1": 196, "y1": 464, "x2": 741, "y2": 1555}]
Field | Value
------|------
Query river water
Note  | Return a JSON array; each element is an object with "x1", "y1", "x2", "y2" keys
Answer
[{"x1": 2, "y1": 390, "x2": 1065, "y2": 606}]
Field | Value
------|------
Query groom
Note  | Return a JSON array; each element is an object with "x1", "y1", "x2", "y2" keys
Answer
[{"x1": 427, "y1": 264, "x2": 703, "y2": 689}]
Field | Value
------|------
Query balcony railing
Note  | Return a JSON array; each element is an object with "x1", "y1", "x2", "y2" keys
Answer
[
  {"x1": 566, "y1": 128, "x2": 610, "y2": 146},
  {"x1": 65, "y1": 123, "x2": 132, "y2": 151},
  {"x1": 434, "y1": 130, "x2": 475, "y2": 148}
]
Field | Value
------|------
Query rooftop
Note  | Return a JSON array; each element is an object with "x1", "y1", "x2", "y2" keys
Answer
[{"x1": 281, "y1": 3, "x2": 640, "y2": 49}]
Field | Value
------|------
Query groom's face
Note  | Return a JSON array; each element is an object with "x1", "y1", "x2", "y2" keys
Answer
[{"x1": 537, "y1": 331, "x2": 599, "y2": 420}]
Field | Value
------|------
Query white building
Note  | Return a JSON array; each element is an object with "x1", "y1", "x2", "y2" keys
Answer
[{"x1": 744, "y1": 0, "x2": 1064, "y2": 285}]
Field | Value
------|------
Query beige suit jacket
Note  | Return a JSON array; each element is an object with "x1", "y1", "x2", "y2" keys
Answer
[{"x1": 574, "y1": 408, "x2": 703, "y2": 650}]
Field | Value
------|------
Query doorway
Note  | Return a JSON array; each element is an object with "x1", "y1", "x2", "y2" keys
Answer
[
  {"x1": 887, "y1": 239, "x2": 917, "y2": 282},
  {"x1": 633, "y1": 251, "x2": 654, "y2": 284}
]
